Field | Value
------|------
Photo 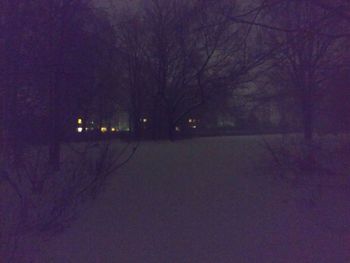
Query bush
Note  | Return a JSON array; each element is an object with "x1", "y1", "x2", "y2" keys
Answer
[
  {"x1": 0, "y1": 140, "x2": 137, "y2": 262},
  {"x1": 263, "y1": 135, "x2": 350, "y2": 185}
]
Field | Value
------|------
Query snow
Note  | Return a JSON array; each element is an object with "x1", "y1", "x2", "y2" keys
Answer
[{"x1": 35, "y1": 136, "x2": 350, "y2": 262}]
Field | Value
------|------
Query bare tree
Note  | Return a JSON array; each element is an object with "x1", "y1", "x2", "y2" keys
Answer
[
  {"x1": 260, "y1": 0, "x2": 348, "y2": 141},
  {"x1": 0, "y1": 1, "x2": 137, "y2": 261},
  {"x1": 0, "y1": 0, "x2": 122, "y2": 168},
  {"x1": 111, "y1": 0, "x2": 272, "y2": 139},
  {"x1": 0, "y1": 139, "x2": 138, "y2": 262}
]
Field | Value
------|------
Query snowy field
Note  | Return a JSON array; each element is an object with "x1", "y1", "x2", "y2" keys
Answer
[{"x1": 34, "y1": 135, "x2": 350, "y2": 262}]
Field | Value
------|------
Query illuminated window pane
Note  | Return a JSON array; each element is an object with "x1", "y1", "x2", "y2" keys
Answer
[
  {"x1": 77, "y1": 118, "x2": 83, "y2": 124},
  {"x1": 100, "y1": 127, "x2": 108, "y2": 133},
  {"x1": 77, "y1": 127, "x2": 83, "y2": 133}
]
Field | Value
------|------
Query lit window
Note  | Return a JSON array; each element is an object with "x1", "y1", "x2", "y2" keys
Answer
[
  {"x1": 77, "y1": 127, "x2": 83, "y2": 133},
  {"x1": 188, "y1": 118, "x2": 193, "y2": 123},
  {"x1": 141, "y1": 118, "x2": 148, "y2": 123},
  {"x1": 192, "y1": 125, "x2": 197, "y2": 129},
  {"x1": 111, "y1": 127, "x2": 117, "y2": 132},
  {"x1": 77, "y1": 118, "x2": 83, "y2": 124},
  {"x1": 100, "y1": 127, "x2": 108, "y2": 133}
]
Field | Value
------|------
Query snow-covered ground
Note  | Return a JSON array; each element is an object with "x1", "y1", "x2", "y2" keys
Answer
[{"x1": 35, "y1": 136, "x2": 350, "y2": 262}]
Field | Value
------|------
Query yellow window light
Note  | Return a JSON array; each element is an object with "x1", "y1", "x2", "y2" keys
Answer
[
  {"x1": 111, "y1": 127, "x2": 117, "y2": 132},
  {"x1": 77, "y1": 118, "x2": 83, "y2": 124},
  {"x1": 100, "y1": 127, "x2": 108, "y2": 133}
]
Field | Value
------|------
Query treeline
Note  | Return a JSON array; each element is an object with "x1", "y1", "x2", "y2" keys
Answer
[
  {"x1": 1, "y1": 0, "x2": 350, "y2": 168},
  {"x1": 0, "y1": 0, "x2": 120, "y2": 168},
  {"x1": 111, "y1": 0, "x2": 350, "y2": 140}
]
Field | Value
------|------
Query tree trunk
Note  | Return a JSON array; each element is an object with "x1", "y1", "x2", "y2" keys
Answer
[
  {"x1": 1, "y1": 88, "x2": 14, "y2": 163},
  {"x1": 152, "y1": 95, "x2": 162, "y2": 140},
  {"x1": 167, "y1": 109, "x2": 175, "y2": 141},
  {"x1": 131, "y1": 110, "x2": 141, "y2": 139},
  {"x1": 302, "y1": 92, "x2": 314, "y2": 142},
  {"x1": 152, "y1": 97, "x2": 173, "y2": 140},
  {"x1": 49, "y1": 71, "x2": 61, "y2": 171},
  {"x1": 1, "y1": 82, "x2": 22, "y2": 165},
  {"x1": 303, "y1": 114, "x2": 313, "y2": 141}
]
